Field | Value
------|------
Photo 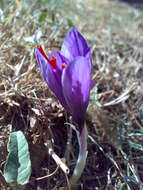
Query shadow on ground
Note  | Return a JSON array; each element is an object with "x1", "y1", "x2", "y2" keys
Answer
[{"x1": 120, "y1": 0, "x2": 143, "y2": 7}]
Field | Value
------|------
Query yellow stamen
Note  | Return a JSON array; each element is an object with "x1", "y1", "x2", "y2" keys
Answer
[{"x1": 62, "y1": 63, "x2": 66, "y2": 69}]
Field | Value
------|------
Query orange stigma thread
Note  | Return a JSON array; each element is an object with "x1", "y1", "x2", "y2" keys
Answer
[
  {"x1": 62, "y1": 63, "x2": 66, "y2": 69},
  {"x1": 49, "y1": 56, "x2": 56, "y2": 69},
  {"x1": 37, "y1": 45, "x2": 56, "y2": 69}
]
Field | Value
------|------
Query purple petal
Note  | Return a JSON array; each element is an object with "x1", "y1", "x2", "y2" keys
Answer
[
  {"x1": 85, "y1": 48, "x2": 92, "y2": 62},
  {"x1": 61, "y1": 28, "x2": 90, "y2": 61},
  {"x1": 35, "y1": 48, "x2": 68, "y2": 109},
  {"x1": 62, "y1": 56, "x2": 91, "y2": 125},
  {"x1": 90, "y1": 80, "x2": 95, "y2": 89}
]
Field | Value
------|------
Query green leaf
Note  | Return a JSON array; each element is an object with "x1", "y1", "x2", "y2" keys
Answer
[
  {"x1": 3, "y1": 131, "x2": 31, "y2": 185},
  {"x1": 66, "y1": 18, "x2": 75, "y2": 28},
  {"x1": 39, "y1": 11, "x2": 47, "y2": 23}
]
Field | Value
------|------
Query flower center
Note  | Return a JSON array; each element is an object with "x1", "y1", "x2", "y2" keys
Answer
[{"x1": 37, "y1": 45, "x2": 56, "y2": 69}]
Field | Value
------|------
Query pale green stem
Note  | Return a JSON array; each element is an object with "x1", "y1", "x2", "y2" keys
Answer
[
  {"x1": 65, "y1": 126, "x2": 72, "y2": 165},
  {"x1": 70, "y1": 122, "x2": 88, "y2": 189}
]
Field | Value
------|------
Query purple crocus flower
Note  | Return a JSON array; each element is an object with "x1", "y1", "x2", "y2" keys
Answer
[{"x1": 35, "y1": 28, "x2": 91, "y2": 127}]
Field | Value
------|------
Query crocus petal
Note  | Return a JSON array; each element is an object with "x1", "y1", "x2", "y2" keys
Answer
[
  {"x1": 85, "y1": 48, "x2": 92, "y2": 62},
  {"x1": 35, "y1": 48, "x2": 68, "y2": 109},
  {"x1": 61, "y1": 28, "x2": 90, "y2": 61},
  {"x1": 90, "y1": 80, "x2": 95, "y2": 89},
  {"x1": 62, "y1": 56, "x2": 91, "y2": 125}
]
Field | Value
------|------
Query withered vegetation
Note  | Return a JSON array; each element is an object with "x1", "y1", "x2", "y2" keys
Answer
[{"x1": 0, "y1": 0, "x2": 143, "y2": 189}]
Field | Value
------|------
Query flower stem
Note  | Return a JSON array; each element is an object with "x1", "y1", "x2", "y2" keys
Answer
[{"x1": 70, "y1": 122, "x2": 88, "y2": 189}]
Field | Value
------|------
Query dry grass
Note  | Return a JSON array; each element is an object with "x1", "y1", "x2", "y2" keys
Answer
[{"x1": 0, "y1": 0, "x2": 143, "y2": 189}]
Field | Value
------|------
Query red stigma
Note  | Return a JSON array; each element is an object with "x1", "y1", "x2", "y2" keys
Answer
[
  {"x1": 49, "y1": 56, "x2": 56, "y2": 69},
  {"x1": 37, "y1": 45, "x2": 56, "y2": 69}
]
